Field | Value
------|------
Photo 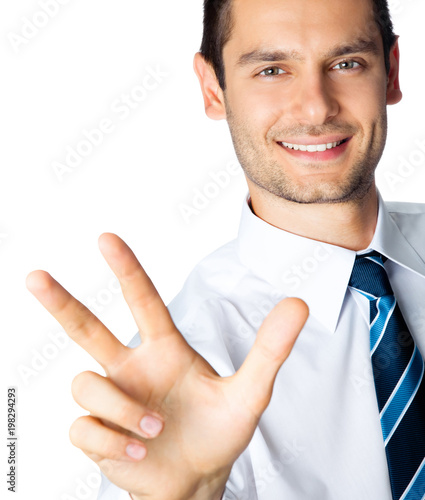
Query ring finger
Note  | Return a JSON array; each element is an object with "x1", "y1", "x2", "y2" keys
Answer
[{"x1": 69, "y1": 415, "x2": 148, "y2": 462}]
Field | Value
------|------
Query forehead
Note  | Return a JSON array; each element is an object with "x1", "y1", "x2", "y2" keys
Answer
[{"x1": 225, "y1": 0, "x2": 381, "y2": 59}]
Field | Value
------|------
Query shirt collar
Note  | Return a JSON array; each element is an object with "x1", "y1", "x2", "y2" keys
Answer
[
  {"x1": 367, "y1": 192, "x2": 425, "y2": 279},
  {"x1": 236, "y1": 191, "x2": 425, "y2": 334}
]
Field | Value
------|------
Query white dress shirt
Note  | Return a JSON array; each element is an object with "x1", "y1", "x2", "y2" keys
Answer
[{"x1": 97, "y1": 192, "x2": 425, "y2": 500}]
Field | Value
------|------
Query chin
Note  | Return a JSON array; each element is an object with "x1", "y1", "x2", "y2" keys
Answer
[{"x1": 268, "y1": 175, "x2": 376, "y2": 205}]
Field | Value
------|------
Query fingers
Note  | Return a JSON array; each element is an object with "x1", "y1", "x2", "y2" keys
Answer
[
  {"x1": 72, "y1": 371, "x2": 164, "y2": 439},
  {"x1": 69, "y1": 415, "x2": 147, "y2": 462},
  {"x1": 233, "y1": 298, "x2": 309, "y2": 416},
  {"x1": 98, "y1": 233, "x2": 177, "y2": 341},
  {"x1": 26, "y1": 270, "x2": 127, "y2": 369}
]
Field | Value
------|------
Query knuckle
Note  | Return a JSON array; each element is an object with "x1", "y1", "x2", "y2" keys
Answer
[
  {"x1": 65, "y1": 320, "x2": 87, "y2": 340},
  {"x1": 258, "y1": 340, "x2": 281, "y2": 363},
  {"x1": 120, "y1": 263, "x2": 145, "y2": 285},
  {"x1": 103, "y1": 433, "x2": 123, "y2": 459},
  {"x1": 132, "y1": 289, "x2": 157, "y2": 312},
  {"x1": 115, "y1": 399, "x2": 137, "y2": 426},
  {"x1": 64, "y1": 304, "x2": 93, "y2": 339}
]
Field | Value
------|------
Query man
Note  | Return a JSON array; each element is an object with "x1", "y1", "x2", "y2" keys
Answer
[{"x1": 26, "y1": 0, "x2": 425, "y2": 499}]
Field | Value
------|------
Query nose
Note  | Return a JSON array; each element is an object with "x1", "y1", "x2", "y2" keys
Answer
[{"x1": 290, "y1": 71, "x2": 339, "y2": 126}]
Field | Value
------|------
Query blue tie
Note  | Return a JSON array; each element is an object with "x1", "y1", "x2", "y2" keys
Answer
[{"x1": 349, "y1": 251, "x2": 425, "y2": 500}]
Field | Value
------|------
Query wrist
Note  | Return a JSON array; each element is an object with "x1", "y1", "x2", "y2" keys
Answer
[
  {"x1": 187, "y1": 470, "x2": 230, "y2": 500},
  {"x1": 129, "y1": 469, "x2": 229, "y2": 500}
]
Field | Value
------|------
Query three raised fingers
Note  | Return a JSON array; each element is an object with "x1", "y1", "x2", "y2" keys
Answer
[{"x1": 71, "y1": 371, "x2": 164, "y2": 440}]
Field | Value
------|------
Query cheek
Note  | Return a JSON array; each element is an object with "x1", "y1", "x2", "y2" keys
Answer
[
  {"x1": 336, "y1": 73, "x2": 387, "y2": 117},
  {"x1": 350, "y1": 90, "x2": 386, "y2": 137},
  {"x1": 227, "y1": 84, "x2": 287, "y2": 133},
  {"x1": 259, "y1": 88, "x2": 289, "y2": 125}
]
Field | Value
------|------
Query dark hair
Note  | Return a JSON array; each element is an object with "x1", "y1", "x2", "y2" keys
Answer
[{"x1": 200, "y1": 0, "x2": 397, "y2": 90}]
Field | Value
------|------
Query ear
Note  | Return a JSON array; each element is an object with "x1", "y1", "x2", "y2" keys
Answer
[
  {"x1": 193, "y1": 52, "x2": 227, "y2": 120},
  {"x1": 387, "y1": 36, "x2": 402, "y2": 105}
]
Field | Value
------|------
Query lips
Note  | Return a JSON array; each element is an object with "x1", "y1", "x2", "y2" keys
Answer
[
  {"x1": 280, "y1": 138, "x2": 349, "y2": 152},
  {"x1": 277, "y1": 137, "x2": 352, "y2": 161}
]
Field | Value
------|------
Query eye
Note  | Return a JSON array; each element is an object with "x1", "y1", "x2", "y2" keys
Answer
[
  {"x1": 332, "y1": 60, "x2": 361, "y2": 71},
  {"x1": 258, "y1": 66, "x2": 286, "y2": 77}
]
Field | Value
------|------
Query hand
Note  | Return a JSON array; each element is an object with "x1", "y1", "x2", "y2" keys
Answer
[{"x1": 26, "y1": 233, "x2": 309, "y2": 500}]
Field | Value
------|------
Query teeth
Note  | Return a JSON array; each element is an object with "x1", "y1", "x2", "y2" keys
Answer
[{"x1": 282, "y1": 140, "x2": 344, "y2": 152}]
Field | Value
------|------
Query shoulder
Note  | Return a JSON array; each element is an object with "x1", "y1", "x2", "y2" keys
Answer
[
  {"x1": 167, "y1": 238, "x2": 247, "y2": 328},
  {"x1": 384, "y1": 199, "x2": 425, "y2": 249},
  {"x1": 385, "y1": 200, "x2": 425, "y2": 217},
  {"x1": 385, "y1": 199, "x2": 425, "y2": 227}
]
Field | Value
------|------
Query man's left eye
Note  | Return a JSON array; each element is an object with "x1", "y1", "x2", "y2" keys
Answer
[{"x1": 333, "y1": 60, "x2": 361, "y2": 70}]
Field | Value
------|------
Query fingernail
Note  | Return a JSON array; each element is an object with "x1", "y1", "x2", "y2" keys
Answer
[
  {"x1": 126, "y1": 443, "x2": 146, "y2": 460},
  {"x1": 140, "y1": 415, "x2": 163, "y2": 437}
]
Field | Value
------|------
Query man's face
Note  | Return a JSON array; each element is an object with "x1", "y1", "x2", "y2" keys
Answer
[{"x1": 220, "y1": 0, "x2": 395, "y2": 204}]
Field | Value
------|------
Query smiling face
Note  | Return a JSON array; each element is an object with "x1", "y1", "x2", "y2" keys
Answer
[{"x1": 207, "y1": 0, "x2": 401, "y2": 205}]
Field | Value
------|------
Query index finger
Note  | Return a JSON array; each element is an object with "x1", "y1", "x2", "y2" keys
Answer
[{"x1": 26, "y1": 270, "x2": 127, "y2": 370}]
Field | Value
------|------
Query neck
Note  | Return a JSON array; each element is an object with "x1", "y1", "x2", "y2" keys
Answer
[{"x1": 248, "y1": 182, "x2": 379, "y2": 252}]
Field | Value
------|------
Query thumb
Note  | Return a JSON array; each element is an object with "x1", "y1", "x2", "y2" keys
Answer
[{"x1": 232, "y1": 298, "x2": 309, "y2": 417}]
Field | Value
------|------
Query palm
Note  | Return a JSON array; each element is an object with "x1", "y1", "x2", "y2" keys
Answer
[
  {"x1": 104, "y1": 329, "x2": 260, "y2": 496},
  {"x1": 27, "y1": 233, "x2": 308, "y2": 500}
]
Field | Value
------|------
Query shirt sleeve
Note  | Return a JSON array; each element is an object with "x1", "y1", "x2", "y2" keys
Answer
[
  {"x1": 96, "y1": 474, "x2": 238, "y2": 500},
  {"x1": 95, "y1": 460, "x2": 256, "y2": 500},
  {"x1": 96, "y1": 473, "x2": 132, "y2": 500}
]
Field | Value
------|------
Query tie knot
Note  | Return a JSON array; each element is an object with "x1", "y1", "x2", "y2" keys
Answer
[{"x1": 349, "y1": 251, "x2": 394, "y2": 299}]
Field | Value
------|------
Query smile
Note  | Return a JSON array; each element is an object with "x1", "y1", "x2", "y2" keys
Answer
[
  {"x1": 279, "y1": 138, "x2": 349, "y2": 152},
  {"x1": 277, "y1": 137, "x2": 352, "y2": 162}
]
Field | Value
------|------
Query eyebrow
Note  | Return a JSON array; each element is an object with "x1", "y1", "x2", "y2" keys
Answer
[{"x1": 236, "y1": 39, "x2": 381, "y2": 67}]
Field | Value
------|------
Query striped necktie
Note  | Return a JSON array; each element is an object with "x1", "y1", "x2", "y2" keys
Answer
[{"x1": 348, "y1": 251, "x2": 425, "y2": 500}]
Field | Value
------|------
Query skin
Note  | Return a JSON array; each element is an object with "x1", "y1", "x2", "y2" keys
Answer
[
  {"x1": 26, "y1": 236, "x2": 308, "y2": 500},
  {"x1": 26, "y1": 0, "x2": 402, "y2": 499},
  {"x1": 194, "y1": 0, "x2": 402, "y2": 251}
]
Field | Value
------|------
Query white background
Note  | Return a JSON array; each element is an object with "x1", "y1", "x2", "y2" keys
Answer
[{"x1": 1, "y1": 1, "x2": 425, "y2": 499}]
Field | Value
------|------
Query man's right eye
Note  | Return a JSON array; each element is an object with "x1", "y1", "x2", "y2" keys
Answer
[{"x1": 258, "y1": 67, "x2": 286, "y2": 77}]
